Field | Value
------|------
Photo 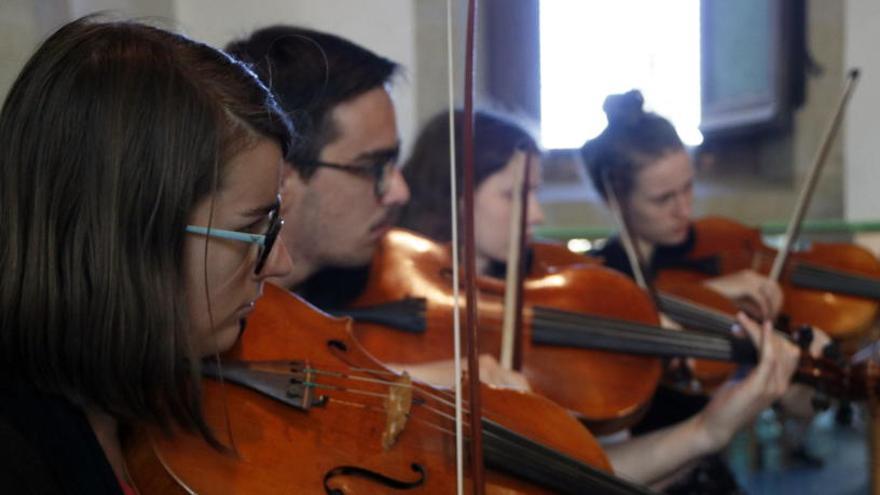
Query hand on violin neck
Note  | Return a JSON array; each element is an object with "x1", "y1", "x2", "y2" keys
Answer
[
  {"x1": 777, "y1": 326, "x2": 832, "y2": 419},
  {"x1": 695, "y1": 312, "x2": 800, "y2": 453},
  {"x1": 702, "y1": 270, "x2": 783, "y2": 321}
]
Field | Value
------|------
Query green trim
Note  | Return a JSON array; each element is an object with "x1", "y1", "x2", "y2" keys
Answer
[{"x1": 535, "y1": 219, "x2": 880, "y2": 240}]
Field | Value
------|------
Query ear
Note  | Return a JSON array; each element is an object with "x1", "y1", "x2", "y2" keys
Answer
[{"x1": 279, "y1": 163, "x2": 305, "y2": 206}]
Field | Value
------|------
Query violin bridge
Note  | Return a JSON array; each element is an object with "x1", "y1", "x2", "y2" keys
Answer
[{"x1": 381, "y1": 372, "x2": 413, "y2": 450}]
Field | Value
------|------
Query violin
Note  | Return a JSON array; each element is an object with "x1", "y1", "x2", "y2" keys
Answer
[
  {"x1": 527, "y1": 240, "x2": 739, "y2": 393},
  {"x1": 345, "y1": 230, "x2": 876, "y2": 408},
  {"x1": 345, "y1": 228, "x2": 663, "y2": 434},
  {"x1": 124, "y1": 283, "x2": 655, "y2": 494},
  {"x1": 654, "y1": 216, "x2": 880, "y2": 342}
]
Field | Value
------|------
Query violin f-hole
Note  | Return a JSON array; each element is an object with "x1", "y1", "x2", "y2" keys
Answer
[{"x1": 323, "y1": 463, "x2": 427, "y2": 494}]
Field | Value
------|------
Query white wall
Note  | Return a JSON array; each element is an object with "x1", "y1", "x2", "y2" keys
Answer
[
  {"x1": 844, "y1": 0, "x2": 880, "y2": 221},
  {"x1": 172, "y1": 0, "x2": 419, "y2": 154},
  {"x1": 0, "y1": 0, "x2": 421, "y2": 153}
]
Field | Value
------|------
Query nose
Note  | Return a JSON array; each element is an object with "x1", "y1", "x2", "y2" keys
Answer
[
  {"x1": 381, "y1": 167, "x2": 410, "y2": 206},
  {"x1": 257, "y1": 239, "x2": 294, "y2": 280}
]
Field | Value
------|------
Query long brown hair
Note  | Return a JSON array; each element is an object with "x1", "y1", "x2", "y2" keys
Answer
[
  {"x1": 0, "y1": 17, "x2": 291, "y2": 440},
  {"x1": 398, "y1": 109, "x2": 539, "y2": 241}
]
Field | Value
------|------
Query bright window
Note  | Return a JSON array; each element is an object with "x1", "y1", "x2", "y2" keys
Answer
[{"x1": 539, "y1": 0, "x2": 702, "y2": 149}]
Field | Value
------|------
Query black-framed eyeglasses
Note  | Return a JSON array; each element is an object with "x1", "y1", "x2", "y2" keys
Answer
[
  {"x1": 303, "y1": 148, "x2": 400, "y2": 198},
  {"x1": 185, "y1": 198, "x2": 283, "y2": 274}
]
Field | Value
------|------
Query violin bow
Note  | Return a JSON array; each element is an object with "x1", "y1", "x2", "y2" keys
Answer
[
  {"x1": 446, "y1": 0, "x2": 486, "y2": 492},
  {"x1": 602, "y1": 173, "x2": 653, "y2": 293},
  {"x1": 500, "y1": 149, "x2": 531, "y2": 371},
  {"x1": 768, "y1": 69, "x2": 860, "y2": 281},
  {"x1": 444, "y1": 0, "x2": 466, "y2": 491}
]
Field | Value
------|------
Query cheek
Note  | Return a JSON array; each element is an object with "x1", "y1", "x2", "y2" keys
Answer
[
  {"x1": 475, "y1": 204, "x2": 511, "y2": 258},
  {"x1": 183, "y1": 240, "x2": 252, "y2": 332}
]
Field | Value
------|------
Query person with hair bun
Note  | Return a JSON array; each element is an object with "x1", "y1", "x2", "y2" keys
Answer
[
  {"x1": 400, "y1": 108, "x2": 807, "y2": 492},
  {"x1": 582, "y1": 89, "x2": 784, "y2": 320},
  {"x1": 580, "y1": 90, "x2": 832, "y2": 490},
  {"x1": 0, "y1": 17, "x2": 293, "y2": 493}
]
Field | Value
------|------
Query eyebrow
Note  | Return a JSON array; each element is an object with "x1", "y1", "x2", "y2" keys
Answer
[{"x1": 354, "y1": 143, "x2": 401, "y2": 162}]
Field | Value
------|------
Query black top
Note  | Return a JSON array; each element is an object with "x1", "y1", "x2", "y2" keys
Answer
[
  {"x1": 294, "y1": 265, "x2": 372, "y2": 311},
  {"x1": 590, "y1": 226, "x2": 704, "y2": 282},
  {"x1": 0, "y1": 385, "x2": 122, "y2": 494}
]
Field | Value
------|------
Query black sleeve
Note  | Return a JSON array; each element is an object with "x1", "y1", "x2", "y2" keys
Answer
[{"x1": 0, "y1": 418, "x2": 63, "y2": 494}]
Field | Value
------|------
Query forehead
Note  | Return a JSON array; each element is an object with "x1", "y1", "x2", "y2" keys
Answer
[
  {"x1": 321, "y1": 87, "x2": 398, "y2": 161},
  {"x1": 633, "y1": 150, "x2": 693, "y2": 196}
]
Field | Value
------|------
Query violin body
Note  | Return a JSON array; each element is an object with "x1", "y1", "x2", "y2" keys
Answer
[
  {"x1": 655, "y1": 216, "x2": 880, "y2": 341},
  {"x1": 530, "y1": 241, "x2": 601, "y2": 276},
  {"x1": 350, "y1": 229, "x2": 662, "y2": 434},
  {"x1": 530, "y1": 238, "x2": 739, "y2": 393},
  {"x1": 126, "y1": 283, "x2": 632, "y2": 494}
]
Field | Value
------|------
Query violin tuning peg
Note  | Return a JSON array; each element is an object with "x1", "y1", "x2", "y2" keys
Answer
[
  {"x1": 796, "y1": 325, "x2": 814, "y2": 351},
  {"x1": 811, "y1": 392, "x2": 831, "y2": 412}
]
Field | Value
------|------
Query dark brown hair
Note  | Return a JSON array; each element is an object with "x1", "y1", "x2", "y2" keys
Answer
[
  {"x1": 226, "y1": 25, "x2": 399, "y2": 178},
  {"x1": 397, "y1": 110, "x2": 539, "y2": 242},
  {"x1": 0, "y1": 17, "x2": 291, "y2": 440},
  {"x1": 580, "y1": 90, "x2": 684, "y2": 200}
]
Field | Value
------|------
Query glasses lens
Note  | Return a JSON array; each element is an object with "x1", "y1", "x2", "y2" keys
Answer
[{"x1": 254, "y1": 212, "x2": 283, "y2": 274}]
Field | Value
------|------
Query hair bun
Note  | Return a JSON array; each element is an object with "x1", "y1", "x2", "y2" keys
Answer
[{"x1": 602, "y1": 90, "x2": 645, "y2": 128}]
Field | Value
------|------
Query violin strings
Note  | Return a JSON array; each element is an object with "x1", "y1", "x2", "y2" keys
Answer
[
  {"x1": 264, "y1": 365, "x2": 635, "y2": 490},
  {"x1": 792, "y1": 261, "x2": 880, "y2": 299},
  {"x1": 532, "y1": 306, "x2": 733, "y2": 359},
  {"x1": 656, "y1": 293, "x2": 735, "y2": 335}
]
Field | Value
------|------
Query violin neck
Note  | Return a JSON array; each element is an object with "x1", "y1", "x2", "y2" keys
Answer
[
  {"x1": 789, "y1": 261, "x2": 880, "y2": 300},
  {"x1": 531, "y1": 306, "x2": 758, "y2": 364},
  {"x1": 655, "y1": 292, "x2": 735, "y2": 336}
]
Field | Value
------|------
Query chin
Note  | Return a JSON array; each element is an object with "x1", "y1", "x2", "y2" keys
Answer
[{"x1": 206, "y1": 322, "x2": 244, "y2": 355}]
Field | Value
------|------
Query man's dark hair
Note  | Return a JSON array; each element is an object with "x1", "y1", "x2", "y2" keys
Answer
[{"x1": 226, "y1": 25, "x2": 399, "y2": 178}]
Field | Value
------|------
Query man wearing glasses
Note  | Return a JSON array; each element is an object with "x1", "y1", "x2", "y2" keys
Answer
[{"x1": 226, "y1": 26, "x2": 410, "y2": 307}]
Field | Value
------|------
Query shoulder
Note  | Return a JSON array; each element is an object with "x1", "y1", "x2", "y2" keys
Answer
[
  {"x1": 590, "y1": 236, "x2": 634, "y2": 278},
  {"x1": 294, "y1": 264, "x2": 372, "y2": 310},
  {"x1": 0, "y1": 394, "x2": 65, "y2": 493}
]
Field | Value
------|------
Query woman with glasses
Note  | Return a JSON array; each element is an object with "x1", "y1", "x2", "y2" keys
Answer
[{"x1": 0, "y1": 17, "x2": 292, "y2": 493}]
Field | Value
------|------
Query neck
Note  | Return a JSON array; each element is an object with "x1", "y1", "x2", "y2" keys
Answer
[
  {"x1": 84, "y1": 406, "x2": 128, "y2": 484},
  {"x1": 272, "y1": 252, "x2": 319, "y2": 289},
  {"x1": 633, "y1": 236, "x2": 655, "y2": 262}
]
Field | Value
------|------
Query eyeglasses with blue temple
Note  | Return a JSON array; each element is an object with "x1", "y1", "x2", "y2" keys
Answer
[{"x1": 185, "y1": 198, "x2": 283, "y2": 274}]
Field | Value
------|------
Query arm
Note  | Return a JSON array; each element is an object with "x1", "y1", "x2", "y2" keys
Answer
[{"x1": 606, "y1": 313, "x2": 800, "y2": 485}]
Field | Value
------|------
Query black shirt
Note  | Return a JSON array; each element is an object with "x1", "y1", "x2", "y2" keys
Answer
[
  {"x1": 590, "y1": 226, "x2": 701, "y2": 282},
  {"x1": 294, "y1": 265, "x2": 372, "y2": 311},
  {"x1": 0, "y1": 385, "x2": 122, "y2": 494}
]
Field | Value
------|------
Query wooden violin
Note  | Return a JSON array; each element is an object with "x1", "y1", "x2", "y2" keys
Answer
[
  {"x1": 655, "y1": 216, "x2": 880, "y2": 342},
  {"x1": 124, "y1": 283, "x2": 656, "y2": 494}
]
